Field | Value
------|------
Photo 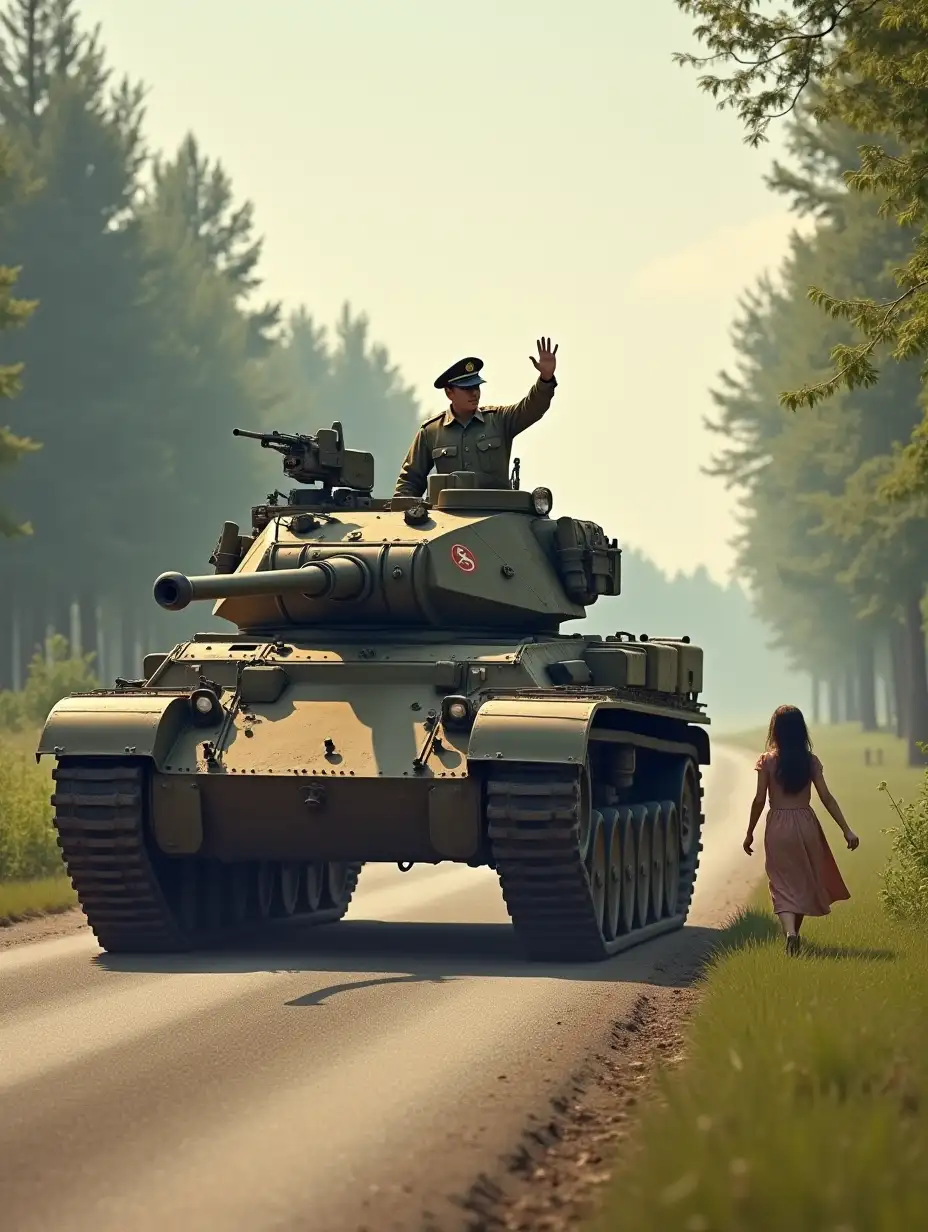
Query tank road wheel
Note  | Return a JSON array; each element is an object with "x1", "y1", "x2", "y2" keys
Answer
[
  {"x1": 486, "y1": 765, "x2": 616, "y2": 962},
  {"x1": 177, "y1": 861, "x2": 200, "y2": 936},
  {"x1": 661, "y1": 800, "x2": 682, "y2": 917},
  {"x1": 585, "y1": 811, "x2": 607, "y2": 934},
  {"x1": 618, "y1": 807, "x2": 636, "y2": 935},
  {"x1": 673, "y1": 760, "x2": 705, "y2": 920},
  {"x1": 226, "y1": 863, "x2": 250, "y2": 926},
  {"x1": 630, "y1": 804, "x2": 651, "y2": 929},
  {"x1": 255, "y1": 862, "x2": 275, "y2": 919},
  {"x1": 302, "y1": 861, "x2": 324, "y2": 912},
  {"x1": 321, "y1": 862, "x2": 364, "y2": 919},
  {"x1": 647, "y1": 803, "x2": 666, "y2": 923},
  {"x1": 576, "y1": 764, "x2": 593, "y2": 863},
  {"x1": 679, "y1": 767, "x2": 699, "y2": 858},
  {"x1": 275, "y1": 863, "x2": 302, "y2": 917},
  {"x1": 48, "y1": 756, "x2": 364, "y2": 955},
  {"x1": 204, "y1": 861, "x2": 226, "y2": 931},
  {"x1": 600, "y1": 807, "x2": 623, "y2": 942},
  {"x1": 325, "y1": 862, "x2": 349, "y2": 906}
]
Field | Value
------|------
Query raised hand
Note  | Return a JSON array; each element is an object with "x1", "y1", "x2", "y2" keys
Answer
[{"x1": 530, "y1": 337, "x2": 558, "y2": 381}]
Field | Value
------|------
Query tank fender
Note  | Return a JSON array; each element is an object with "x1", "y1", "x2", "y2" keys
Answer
[
  {"x1": 467, "y1": 699, "x2": 599, "y2": 765},
  {"x1": 466, "y1": 699, "x2": 711, "y2": 767},
  {"x1": 36, "y1": 693, "x2": 193, "y2": 768}
]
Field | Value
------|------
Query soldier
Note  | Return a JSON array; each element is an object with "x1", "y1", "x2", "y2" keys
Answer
[{"x1": 392, "y1": 337, "x2": 558, "y2": 499}]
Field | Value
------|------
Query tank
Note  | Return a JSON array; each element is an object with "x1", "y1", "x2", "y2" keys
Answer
[{"x1": 36, "y1": 420, "x2": 710, "y2": 961}]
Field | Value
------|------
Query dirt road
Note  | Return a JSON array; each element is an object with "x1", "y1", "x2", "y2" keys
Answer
[{"x1": 0, "y1": 744, "x2": 760, "y2": 1232}]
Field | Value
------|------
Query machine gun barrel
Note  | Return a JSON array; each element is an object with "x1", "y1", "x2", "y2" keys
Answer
[
  {"x1": 153, "y1": 556, "x2": 369, "y2": 612},
  {"x1": 232, "y1": 428, "x2": 306, "y2": 450}
]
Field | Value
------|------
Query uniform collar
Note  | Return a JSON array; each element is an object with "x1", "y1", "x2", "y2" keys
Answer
[{"x1": 441, "y1": 407, "x2": 484, "y2": 427}]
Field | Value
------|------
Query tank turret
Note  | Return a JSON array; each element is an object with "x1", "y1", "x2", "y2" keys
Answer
[
  {"x1": 38, "y1": 419, "x2": 710, "y2": 967},
  {"x1": 152, "y1": 453, "x2": 622, "y2": 632}
]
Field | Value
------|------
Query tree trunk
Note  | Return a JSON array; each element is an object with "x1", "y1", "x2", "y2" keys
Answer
[
  {"x1": 827, "y1": 674, "x2": 841, "y2": 724},
  {"x1": 845, "y1": 662, "x2": 860, "y2": 723},
  {"x1": 857, "y1": 635, "x2": 878, "y2": 732},
  {"x1": 903, "y1": 590, "x2": 928, "y2": 766},
  {"x1": 891, "y1": 622, "x2": 909, "y2": 740},
  {"x1": 811, "y1": 673, "x2": 821, "y2": 725}
]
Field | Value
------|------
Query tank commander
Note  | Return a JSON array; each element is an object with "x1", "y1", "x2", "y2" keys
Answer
[{"x1": 392, "y1": 337, "x2": 558, "y2": 499}]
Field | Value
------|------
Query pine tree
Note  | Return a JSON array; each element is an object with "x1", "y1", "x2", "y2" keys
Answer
[
  {"x1": 0, "y1": 130, "x2": 38, "y2": 537},
  {"x1": 263, "y1": 303, "x2": 421, "y2": 495},
  {"x1": 147, "y1": 134, "x2": 281, "y2": 356},
  {"x1": 674, "y1": 3, "x2": 928, "y2": 428}
]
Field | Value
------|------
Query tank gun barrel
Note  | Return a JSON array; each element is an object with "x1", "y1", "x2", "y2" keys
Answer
[{"x1": 154, "y1": 556, "x2": 369, "y2": 612}]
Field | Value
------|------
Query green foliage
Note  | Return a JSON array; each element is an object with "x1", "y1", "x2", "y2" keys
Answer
[
  {"x1": 699, "y1": 90, "x2": 928, "y2": 748},
  {"x1": 0, "y1": 875, "x2": 76, "y2": 923},
  {"x1": 879, "y1": 762, "x2": 928, "y2": 920},
  {"x1": 0, "y1": 633, "x2": 98, "y2": 730},
  {"x1": 675, "y1": 1, "x2": 928, "y2": 423},
  {"x1": 593, "y1": 724, "x2": 928, "y2": 1232},
  {"x1": 0, "y1": 128, "x2": 38, "y2": 537},
  {"x1": 0, "y1": 729, "x2": 59, "y2": 883},
  {"x1": 0, "y1": 0, "x2": 421, "y2": 663}
]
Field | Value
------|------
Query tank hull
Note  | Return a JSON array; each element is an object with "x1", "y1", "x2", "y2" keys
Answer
[{"x1": 39, "y1": 632, "x2": 709, "y2": 960}]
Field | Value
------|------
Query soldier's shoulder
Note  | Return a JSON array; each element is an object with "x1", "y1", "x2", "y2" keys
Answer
[{"x1": 420, "y1": 411, "x2": 445, "y2": 426}]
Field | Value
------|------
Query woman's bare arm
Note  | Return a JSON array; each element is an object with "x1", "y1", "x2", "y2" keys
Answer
[
  {"x1": 744, "y1": 763, "x2": 768, "y2": 854},
  {"x1": 812, "y1": 758, "x2": 859, "y2": 848}
]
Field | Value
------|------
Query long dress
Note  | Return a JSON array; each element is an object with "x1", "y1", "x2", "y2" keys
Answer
[{"x1": 755, "y1": 752, "x2": 850, "y2": 917}]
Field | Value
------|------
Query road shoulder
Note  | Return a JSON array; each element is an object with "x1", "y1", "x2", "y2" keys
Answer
[
  {"x1": 0, "y1": 906, "x2": 87, "y2": 950},
  {"x1": 446, "y1": 923, "x2": 719, "y2": 1231}
]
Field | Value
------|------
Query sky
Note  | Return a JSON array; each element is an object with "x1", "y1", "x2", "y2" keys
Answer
[{"x1": 79, "y1": 0, "x2": 812, "y2": 585}]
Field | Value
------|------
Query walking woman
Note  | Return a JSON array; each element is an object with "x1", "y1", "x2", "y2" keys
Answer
[{"x1": 744, "y1": 704, "x2": 859, "y2": 954}]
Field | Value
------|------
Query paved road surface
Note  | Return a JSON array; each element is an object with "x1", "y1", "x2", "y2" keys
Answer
[{"x1": 0, "y1": 745, "x2": 760, "y2": 1232}]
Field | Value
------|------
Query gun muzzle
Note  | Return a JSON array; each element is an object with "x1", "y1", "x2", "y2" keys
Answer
[{"x1": 153, "y1": 557, "x2": 369, "y2": 611}]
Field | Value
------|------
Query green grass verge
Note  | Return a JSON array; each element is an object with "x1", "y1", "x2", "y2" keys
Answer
[
  {"x1": 0, "y1": 875, "x2": 77, "y2": 925},
  {"x1": 591, "y1": 723, "x2": 928, "y2": 1231},
  {"x1": 0, "y1": 727, "x2": 70, "y2": 922}
]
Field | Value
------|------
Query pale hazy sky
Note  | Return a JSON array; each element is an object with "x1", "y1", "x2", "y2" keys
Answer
[{"x1": 81, "y1": 0, "x2": 808, "y2": 583}]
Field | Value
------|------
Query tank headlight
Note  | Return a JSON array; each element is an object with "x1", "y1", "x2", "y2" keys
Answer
[
  {"x1": 441, "y1": 695, "x2": 473, "y2": 728},
  {"x1": 189, "y1": 687, "x2": 221, "y2": 726},
  {"x1": 531, "y1": 486, "x2": 553, "y2": 516}
]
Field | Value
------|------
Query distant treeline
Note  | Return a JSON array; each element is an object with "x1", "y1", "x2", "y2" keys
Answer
[
  {"x1": 581, "y1": 551, "x2": 814, "y2": 733},
  {"x1": 0, "y1": 0, "x2": 420, "y2": 688}
]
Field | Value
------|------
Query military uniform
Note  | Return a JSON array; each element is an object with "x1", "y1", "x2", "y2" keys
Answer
[{"x1": 393, "y1": 356, "x2": 557, "y2": 498}]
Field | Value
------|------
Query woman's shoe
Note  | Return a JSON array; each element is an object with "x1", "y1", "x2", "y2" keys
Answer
[{"x1": 786, "y1": 934, "x2": 800, "y2": 956}]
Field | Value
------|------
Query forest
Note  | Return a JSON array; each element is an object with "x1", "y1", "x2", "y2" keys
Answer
[
  {"x1": 673, "y1": 1, "x2": 928, "y2": 764},
  {"x1": 1, "y1": 0, "x2": 918, "y2": 747},
  {"x1": 0, "y1": 0, "x2": 422, "y2": 694}
]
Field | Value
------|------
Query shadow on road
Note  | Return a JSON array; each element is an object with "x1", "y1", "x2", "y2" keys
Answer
[{"x1": 93, "y1": 920, "x2": 726, "y2": 989}]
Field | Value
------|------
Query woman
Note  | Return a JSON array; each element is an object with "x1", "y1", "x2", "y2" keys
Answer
[{"x1": 743, "y1": 704, "x2": 859, "y2": 954}]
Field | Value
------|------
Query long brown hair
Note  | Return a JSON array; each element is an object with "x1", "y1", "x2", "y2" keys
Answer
[{"x1": 765, "y1": 704, "x2": 813, "y2": 794}]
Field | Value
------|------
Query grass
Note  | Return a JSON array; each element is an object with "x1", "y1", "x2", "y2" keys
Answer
[
  {"x1": 592, "y1": 723, "x2": 928, "y2": 1232},
  {"x1": 0, "y1": 726, "x2": 73, "y2": 924},
  {"x1": 0, "y1": 875, "x2": 77, "y2": 925}
]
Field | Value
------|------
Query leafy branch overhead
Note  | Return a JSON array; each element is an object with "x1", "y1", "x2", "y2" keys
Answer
[{"x1": 676, "y1": 1, "x2": 928, "y2": 414}]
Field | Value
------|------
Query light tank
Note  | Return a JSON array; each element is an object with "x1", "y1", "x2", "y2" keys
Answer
[{"x1": 37, "y1": 421, "x2": 710, "y2": 961}]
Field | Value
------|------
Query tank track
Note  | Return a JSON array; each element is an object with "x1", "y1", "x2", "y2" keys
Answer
[
  {"x1": 51, "y1": 756, "x2": 361, "y2": 954},
  {"x1": 487, "y1": 757, "x2": 704, "y2": 962}
]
